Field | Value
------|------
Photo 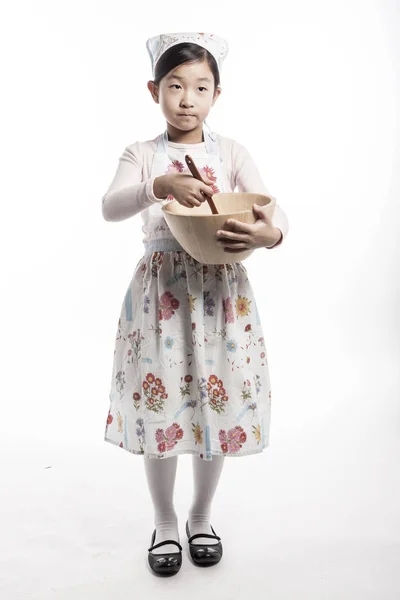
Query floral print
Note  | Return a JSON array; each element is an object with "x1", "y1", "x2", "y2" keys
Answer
[
  {"x1": 236, "y1": 295, "x2": 252, "y2": 317},
  {"x1": 133, "y1": 392, "x2": 141, "y2": 411},
  {"x1": 192, "y1": 422, "x2": 204, "y2": 445},
  {"x1": 150, "y1": 252, "x2": 164, "y2": 277},
  {"x1": 104, "y1": 248, "x2": 272, "y2": 460},
  {"x1": 155, "y1": 423, "x2": 184, "y2": 453},
  {"x1": 142, "y1": 373, "x2": 168, "y2": 413},
  {"x1": 127, "y1": 329, "x2": 144, "y2": 363},
  {"x1": 207, "y1": 374, "x2": 229, "y2": 414},
  {"x1": 204, "y1": 290, "x2": 215, "y2": 316},
  {"x1": 202, "y1": 165, "x2": 217, "y2": 181},
  {"x1": 223, "y1": 296, "x2": 235, "y2": 323},
  {"x1": 102, "y1": 130, "x2": 277, "y2": 460},
  {"x1": 159, "y1": 290, "x2": 180, "y2": 320},
  {"x1": 219, "y1": 425, "x2": 247, "y2": 454},
  {"x1": 166, "y1": 159, "x2": 185, "y2": 173}
]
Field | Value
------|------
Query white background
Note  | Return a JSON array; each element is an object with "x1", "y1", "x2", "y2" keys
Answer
[{"x1": 1, "y1": 1, "x2": 399, "y2": 598}]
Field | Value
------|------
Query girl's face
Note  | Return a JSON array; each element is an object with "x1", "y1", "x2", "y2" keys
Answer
[{"x1": 148, "y1": 59, "x2": 221, "y2": 139}]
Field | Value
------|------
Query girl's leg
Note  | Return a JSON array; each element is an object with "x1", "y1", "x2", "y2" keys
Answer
[
  {"x1": 143, "y1": 455, "x2": 180, "y2": 554},
  {"x1": 188, "y1": 454, "x2": 225, "y2": 545}
]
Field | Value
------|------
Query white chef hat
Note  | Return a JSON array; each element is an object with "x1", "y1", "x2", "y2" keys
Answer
[{"x1": 146, "y1": 32, "x2": 229, "y2": 80}]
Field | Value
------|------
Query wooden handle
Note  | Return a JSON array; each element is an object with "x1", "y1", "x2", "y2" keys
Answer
[{"x1": 185, "y1": 154, "x2": 219, "y2": 215}]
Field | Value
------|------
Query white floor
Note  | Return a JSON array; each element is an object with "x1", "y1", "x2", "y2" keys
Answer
[{"x1": 2, "y1": 408, "x2": 400, "y2": 600}]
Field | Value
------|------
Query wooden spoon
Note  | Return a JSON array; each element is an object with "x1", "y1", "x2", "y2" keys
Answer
[{"x1": 185, "y1": 154, "x2": 219, "y2": 214}]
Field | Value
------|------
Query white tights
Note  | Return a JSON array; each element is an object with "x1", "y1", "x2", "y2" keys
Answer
[{"x1": 144, "y1": 453, "x2": 225, "y2": 554}]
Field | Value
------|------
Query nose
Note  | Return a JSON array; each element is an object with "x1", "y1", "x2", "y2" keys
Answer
[{"x1": 180, "y1": 93, "x2": 194, "y2": 108}]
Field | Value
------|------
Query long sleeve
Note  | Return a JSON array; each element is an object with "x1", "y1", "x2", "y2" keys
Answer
[
  {"x1": 231, "y1": 140, "x2": 289, "y2": 247},
  {"x1": 101, "y1": 143, "x2": 163, "y2": 222}
]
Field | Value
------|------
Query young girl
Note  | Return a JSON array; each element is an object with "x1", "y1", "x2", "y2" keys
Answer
[{"x1": 102, "y1": 32, "x2": 289, "y2": 576}]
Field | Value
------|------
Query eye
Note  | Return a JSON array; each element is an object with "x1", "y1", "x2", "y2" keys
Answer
[
  {"x1": 198, "y1": 87, "x2": 207, "y2": 92},
  {"x1": 170, "y1": 84, "x2": 181, "y2": 89}
]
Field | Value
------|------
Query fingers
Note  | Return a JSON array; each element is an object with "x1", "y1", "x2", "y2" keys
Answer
[
  {"x1": 217, "y1": 229, "x2": 249, "y2": 242},
  {"x1": 217, "y1": 236, "x2": 250, "y2": 250},
  {"x1": 183, "y1": 197, "x2": 202, "y2": 208},
  {"x1": 222, "y1": 245, "x2": 249, "y2": 252},
  {"x1": 173, "y1": 174, "x2": 215, "y2": 206},
  {"x1": 223, "y1": 220, "x2": 253, "y2": 234},
  {"x1": 200, "y1": 182, "x2": 215, "y2": 197}
]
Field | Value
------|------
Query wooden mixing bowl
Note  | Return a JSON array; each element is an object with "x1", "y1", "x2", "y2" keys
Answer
[{"x1": 161, "y1": 192, "x2": 276, "y2": 264}]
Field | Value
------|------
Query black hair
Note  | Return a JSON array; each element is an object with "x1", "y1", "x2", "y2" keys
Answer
[{"x1": 153, "y1": 42, "x2": 220, "y2": 90}]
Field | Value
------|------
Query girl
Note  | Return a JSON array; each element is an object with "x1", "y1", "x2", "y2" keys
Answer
[{"x1": 102, "y1": 32, "x2": 289, "y2": 576}]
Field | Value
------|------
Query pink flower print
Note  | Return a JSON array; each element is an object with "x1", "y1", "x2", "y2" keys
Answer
[
  {"x1": 166, "y1": 159, "x2": 185, "y2": 174},
  {"x1": 200, "y1": 166, "x2": 220, "y2": 193},
  {"x1": 155, "y1": 422, "x2": 184, "y2": 453},
  {"x1": 229, "y1": 427, "x2": 241, "y2": 441},
  {"x1": 201, "y1": 165, "x2": 217, "y2": 182},
  {"x1": 228, "y1": 440, "x2": 241, "y2": 453},
  {"x1": 159, "y1": 290, "x2": 180, "y2": 321},
  {"x1": 222, "y1": 297, "x2": 235, "y2": 324},
  {"x1": 155, "y1": 429, "x2": 164, "y2": 443},
  {"x1": 219, "y1": 426, "x2": 247, "y2": 454},
  {"x1": 165, "y1": 425, "x2": 177, "y2": 440},
  {"x1": 166, "y1": 194, "x2": 174, "y2": 201}
]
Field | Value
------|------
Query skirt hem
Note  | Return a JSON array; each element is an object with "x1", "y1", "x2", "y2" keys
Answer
[{"x1": 104, "y1": 435, "x2": 269, "y2": 460}]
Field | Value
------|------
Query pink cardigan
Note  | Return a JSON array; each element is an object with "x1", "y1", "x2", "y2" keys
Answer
[{"x1": 102, "y1": 134, "x2": 289, "y2": 248}]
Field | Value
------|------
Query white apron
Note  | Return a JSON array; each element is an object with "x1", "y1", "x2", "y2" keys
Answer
[
  {"x1": 104, "y1": 122, "x2": 272, "y2": 461},
  {"x1": 141, "y1": 120, "x2": 229, "y2": 251}
]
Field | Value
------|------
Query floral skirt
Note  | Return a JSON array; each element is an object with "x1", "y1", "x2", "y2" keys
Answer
[{"x1": 104, "y1": 238, "x2": 272, "y2": 461}]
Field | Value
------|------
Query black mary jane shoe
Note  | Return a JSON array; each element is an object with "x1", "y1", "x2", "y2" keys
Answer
[
  {"x1": 148, "y1": 529, "x2": 183, "y2": 576},
  {"x1": 186, "y1": 520, "x2": 223, "y2": 567}
]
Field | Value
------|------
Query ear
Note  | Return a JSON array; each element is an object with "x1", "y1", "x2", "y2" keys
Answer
[
  {"x1": 212, "y1": 87, "x2": 222, "y2": 107},
  {"x1": 147, "y1": 80, "x2": 159, "y2": 104}
]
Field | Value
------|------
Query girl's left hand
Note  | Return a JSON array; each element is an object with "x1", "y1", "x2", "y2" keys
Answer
[{"x1": 216, "y1": 203, "x2": 282, "y2": 252}]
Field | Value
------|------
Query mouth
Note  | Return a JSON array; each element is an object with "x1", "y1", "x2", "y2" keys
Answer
[{"x1": 177, "y1": 114, "x2": 196, "y2": 117}]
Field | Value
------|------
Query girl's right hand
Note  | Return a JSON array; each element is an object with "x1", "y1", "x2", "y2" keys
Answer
[{"x1": 167, "y1": 173, "x2": 215, "y2": 208}]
